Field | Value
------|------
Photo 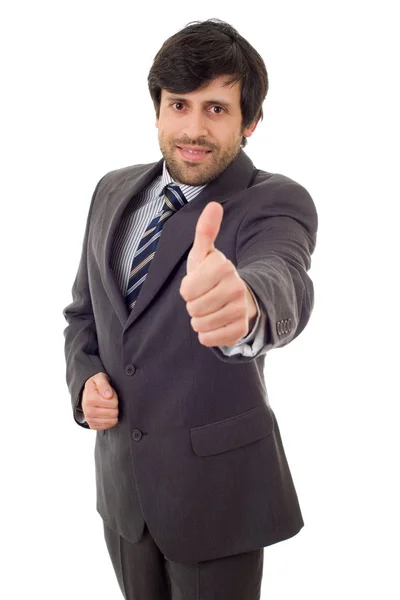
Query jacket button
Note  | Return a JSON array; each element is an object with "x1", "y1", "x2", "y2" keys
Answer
[
  {"x1": 124, "y1": 364, "x2": 136, "y2": 376},
  {"x1": 132, "y1": 429, "x2": 143, "y2": 441}
]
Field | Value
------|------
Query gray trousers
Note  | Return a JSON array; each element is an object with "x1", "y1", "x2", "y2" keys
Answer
[{"x1": 103, "y1": 521, "x2": 264, "y2": 600}]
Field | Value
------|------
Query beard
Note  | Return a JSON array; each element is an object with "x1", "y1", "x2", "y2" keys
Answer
[{"x1": 158, "y1": 135, "x2": 243, "y2": 186}]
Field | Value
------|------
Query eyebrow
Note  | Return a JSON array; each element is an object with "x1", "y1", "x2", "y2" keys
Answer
[{"x1": 164, "y1": 95, "x2": 233, "y2": 110}]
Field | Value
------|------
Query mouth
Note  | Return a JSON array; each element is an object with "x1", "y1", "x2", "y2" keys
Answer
[{"x1": 176, "y1": 146, "x2": 212, "y2": 162}]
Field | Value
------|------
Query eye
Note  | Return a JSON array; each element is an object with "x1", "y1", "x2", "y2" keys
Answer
[
  {"x1": 171, "y1": 102, "x2": 225, "y2": 114},
  {"x1": 210, "y1": 106, "x2": 224, "y2": 114}
]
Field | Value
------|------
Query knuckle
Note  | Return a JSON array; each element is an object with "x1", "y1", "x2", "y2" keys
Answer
[
  {"x1": 233, "y1": 285, "x2": 245, "y2": 299},
  {"x1": 233, "y1": 322, "x2": 244, "y2": 339},
  {"x1": 231, "y1": 303, "x2": 243, "y2": 318},
  {"x1": 215, "y1": 249, "x2": 228, "y2": 262},
  {"x1": 221, "y1": 259, "x2": 233, "y2": 275}
]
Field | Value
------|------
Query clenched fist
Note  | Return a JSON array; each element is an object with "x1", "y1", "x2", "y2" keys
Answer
[{"x1": 82, "y1": 372, "x2": 119, "y2": 431}]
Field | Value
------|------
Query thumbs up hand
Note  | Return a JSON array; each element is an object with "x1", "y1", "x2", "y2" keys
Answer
[{"x1": 179, "y1": 202, "x2": 258, "y2": 347}]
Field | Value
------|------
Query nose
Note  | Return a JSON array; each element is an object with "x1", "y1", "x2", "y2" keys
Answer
[{"x1": 181, "y1": 109, "x2": 209, "y2": 142}]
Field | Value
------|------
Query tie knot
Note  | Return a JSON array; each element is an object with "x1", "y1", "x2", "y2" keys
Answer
[{"x1": 163, "y1": 184, "x2": 188, "y2": 213}]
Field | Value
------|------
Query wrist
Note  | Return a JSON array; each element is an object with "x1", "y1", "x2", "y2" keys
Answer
[{"x1": 245, "y1": 283, "x2": 258, "y2": 333}]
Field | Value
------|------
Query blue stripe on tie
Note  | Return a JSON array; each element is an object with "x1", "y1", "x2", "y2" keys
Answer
[{"x1": 125, "y1": 184, "x2": 188, "y2": 311}]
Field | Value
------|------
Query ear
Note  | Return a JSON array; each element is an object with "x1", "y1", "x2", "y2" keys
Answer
[{"x1": 242, "y1": 118, "x2": 259, "y2": 139}]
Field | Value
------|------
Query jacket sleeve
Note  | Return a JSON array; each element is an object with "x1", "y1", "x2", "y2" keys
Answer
[
  {"x1": 210, "y1": 181, "x2": 318, "y2": 363},
  {"x1": 62, "y1": 176, "x2": 107, "y2": 428}
]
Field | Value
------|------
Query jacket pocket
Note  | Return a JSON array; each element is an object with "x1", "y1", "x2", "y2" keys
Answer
[{"x1": 189, "y1": 403, "x2": 274, "y2": 457}]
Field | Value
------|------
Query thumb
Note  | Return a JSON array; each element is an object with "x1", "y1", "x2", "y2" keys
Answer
[
  {"x1": 187, "y1": 202, "x2": 223, "y2": 273},
  {"x1": 93, "y1": 372, "x2": 113, "y2": 398}
]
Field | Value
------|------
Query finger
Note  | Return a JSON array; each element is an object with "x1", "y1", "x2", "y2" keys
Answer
[
  {"x1": 93, "y1": 374, "x2": 114, "y2": 399},
  {"x1": 85, "y1": 406, "x2": 119, "y2": 418},
  {"x1": 188, "y1": 202, "x2": 223, "y2": 272},
  {"x1": 86, "y1": 413, "x2": 118, "y2": 424},
  {"x1": 87, "y1": 421, "x2": 117, "y2": 431},
  {"x1": 87, "y1": 394, "x2": 118, "y2": 408}
]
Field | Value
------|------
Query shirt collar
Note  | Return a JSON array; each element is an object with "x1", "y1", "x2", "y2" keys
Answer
[{"x1": 157, "y1": 159, "x2": 208, "y2": 202}]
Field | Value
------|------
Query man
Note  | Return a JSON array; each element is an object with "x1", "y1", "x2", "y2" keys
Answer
[{"x1": 63, "y1": 18, "x2": 318, "y2": 600}]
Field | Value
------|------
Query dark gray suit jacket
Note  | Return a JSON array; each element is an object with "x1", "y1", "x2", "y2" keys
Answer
[{"x1": 63, "y1": 148, "x2": 318, "y2": 564}]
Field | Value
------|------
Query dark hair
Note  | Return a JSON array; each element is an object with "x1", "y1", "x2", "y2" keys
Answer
[{"x1": 147, "y1": 19, "x2": 269, "y2": 148}]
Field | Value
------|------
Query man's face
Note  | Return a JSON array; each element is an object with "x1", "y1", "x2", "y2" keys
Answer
[{"x1": 156, "y1": 75, "x2": 258, "y2": 186}]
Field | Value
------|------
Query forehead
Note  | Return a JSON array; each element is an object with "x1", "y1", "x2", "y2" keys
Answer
[{"x1": 161, "y1": 75, "x2": 241, "y2": 105}]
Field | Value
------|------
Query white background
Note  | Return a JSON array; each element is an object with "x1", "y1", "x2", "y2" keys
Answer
[{"x1": 1, "y1": 1, "x2": 399, "y2": 598}]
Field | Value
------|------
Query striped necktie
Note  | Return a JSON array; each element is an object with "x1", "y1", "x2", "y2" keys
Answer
[{"x1": 125, "y1": 183, "x2": 189, "y2": 311}]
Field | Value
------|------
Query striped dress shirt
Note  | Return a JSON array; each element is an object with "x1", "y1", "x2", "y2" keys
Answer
[{"x1": 110, "y1": 159, "x2": 266, "y2": 357}]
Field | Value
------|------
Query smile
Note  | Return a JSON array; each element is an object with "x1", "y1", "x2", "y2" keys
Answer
[{"x1": 177, "y1": 147, "x2": 212, "y2": 162}]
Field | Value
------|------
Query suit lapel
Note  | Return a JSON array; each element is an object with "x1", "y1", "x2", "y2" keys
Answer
[
  {"x1": 100, "y1": 149, "x2": 256, "y2": 332},
  {"x1": 99, "y1": 159, "x2": 164, "y2": 328}
]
